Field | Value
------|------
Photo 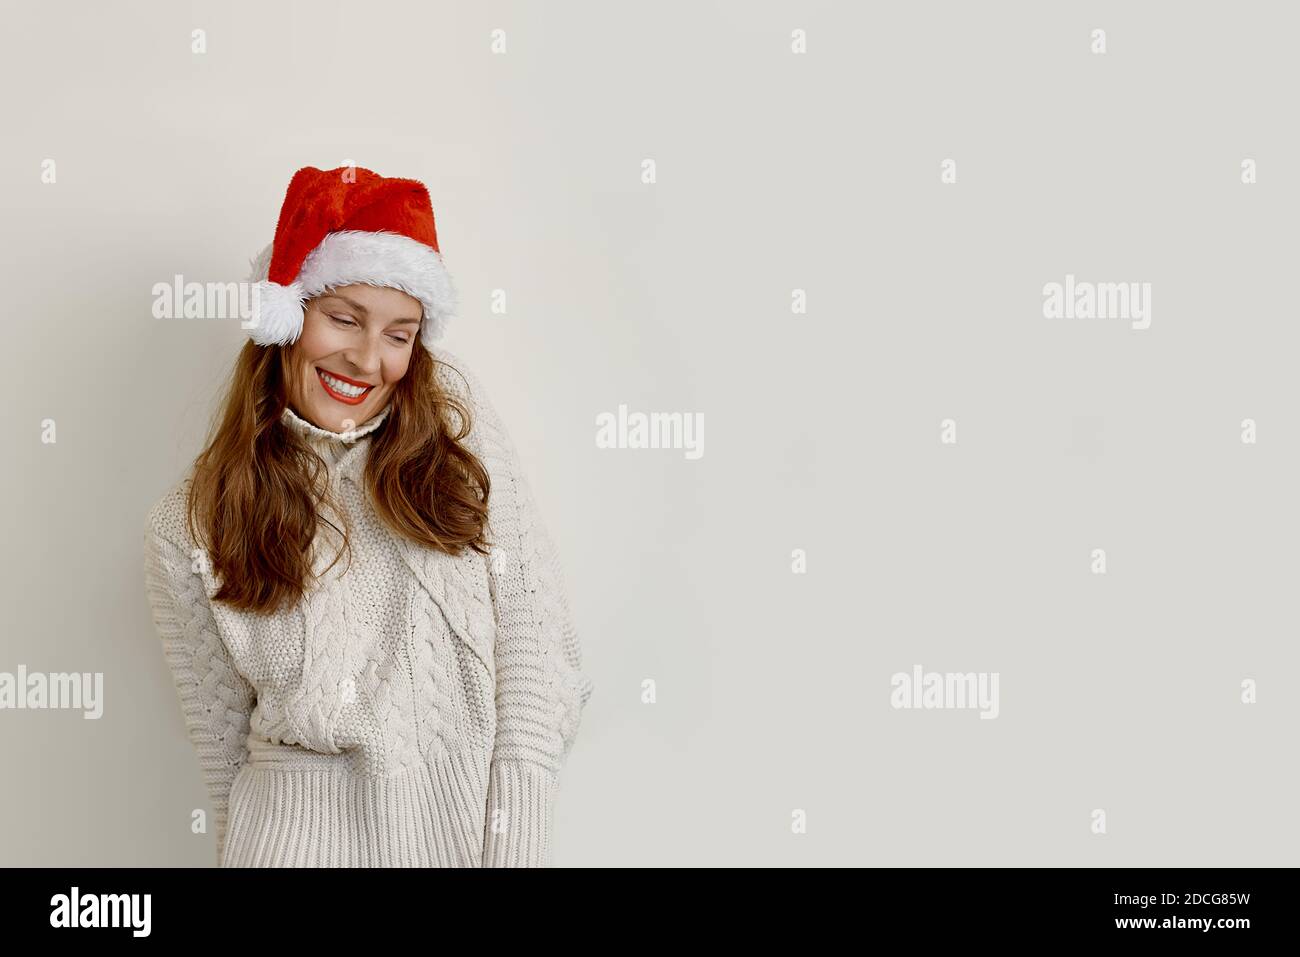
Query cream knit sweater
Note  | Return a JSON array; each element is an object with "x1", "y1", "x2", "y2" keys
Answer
[{"x1": 142, "y1": 348, "x2": 593, "y2": 867}]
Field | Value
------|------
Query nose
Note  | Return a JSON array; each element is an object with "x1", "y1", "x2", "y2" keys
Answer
[{"x1": 342, "y1": 335, "x2": 382, "y2": 379}]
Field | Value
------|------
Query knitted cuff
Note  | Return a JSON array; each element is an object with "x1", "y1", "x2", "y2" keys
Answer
[
  {"x1": 214, "y1": 804, "x2": 230, "y2": 868},
  {"x1": 481, "y1": 760, "x2": 560, "y2": 867}
]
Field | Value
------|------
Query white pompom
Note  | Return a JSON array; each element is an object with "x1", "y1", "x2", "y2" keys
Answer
[{"x1": 246, "y1": 280, "x2": 306, "y2": 346}]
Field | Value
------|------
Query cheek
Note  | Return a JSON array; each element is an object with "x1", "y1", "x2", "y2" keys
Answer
[
  {"x1": 297, "y1": 313, "x2": 345, "y2": 361},
  {"x1": 382, "y1": 352, "x2": 413, "y2": 385}
]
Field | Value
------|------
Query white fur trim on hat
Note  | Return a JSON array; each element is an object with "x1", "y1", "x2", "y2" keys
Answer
[{"x1": 245, "y1": 230, "x2": 458, "y2": 349}]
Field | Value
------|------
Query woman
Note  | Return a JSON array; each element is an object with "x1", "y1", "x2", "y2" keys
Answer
[{"x1": 142, "y1": 165, "x2": 593, "y2": 867}]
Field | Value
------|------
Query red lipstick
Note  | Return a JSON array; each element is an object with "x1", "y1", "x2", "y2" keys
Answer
[{"x1": 316, "y1": 367, "x2": 374, "y2": 406}]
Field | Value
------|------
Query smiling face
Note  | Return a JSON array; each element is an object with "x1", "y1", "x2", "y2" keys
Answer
[{"x1": 285, "y1": 283, "x2": 423, "y2": 432}]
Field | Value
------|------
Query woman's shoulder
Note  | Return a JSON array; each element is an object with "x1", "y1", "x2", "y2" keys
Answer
[
  {"x1": 143, "y1": 472, "x2": 197, "y2": 552},
  {"x1": 426, "y1": 346, "x2": 509, "y2": 447},
  {"x1": 426, "y1": 345, "x2": 487, "y2": 406}
]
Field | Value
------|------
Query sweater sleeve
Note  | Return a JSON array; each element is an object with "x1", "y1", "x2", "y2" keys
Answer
[
  {"x1": 444, "y1": 359, "x2": 594, "y2": 867},
  {"x1": 143, "y1": 515, "x2": 256, "y2": 867}
]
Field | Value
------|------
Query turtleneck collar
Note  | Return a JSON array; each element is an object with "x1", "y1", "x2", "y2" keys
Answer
[{"x1": 280, "y1": 402, "x2": 392, "y2": 476}]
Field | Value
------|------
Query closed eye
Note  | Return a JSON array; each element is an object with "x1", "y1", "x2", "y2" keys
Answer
[{"x1": 332, "y1": 314, "x2": 409, "y2": 345}]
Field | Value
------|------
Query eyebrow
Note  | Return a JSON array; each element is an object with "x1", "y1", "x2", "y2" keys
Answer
[{"x1": 322, "y1": 294, "x2": 422, "y2": 325}]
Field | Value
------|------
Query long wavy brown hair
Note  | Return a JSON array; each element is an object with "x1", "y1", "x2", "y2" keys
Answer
[{"x1": 185, "y1": 338, "x2": 492, "y2": 615}]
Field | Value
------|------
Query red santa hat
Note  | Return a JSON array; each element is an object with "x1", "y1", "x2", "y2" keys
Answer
[{"x1": 245, "y1": 165, "x2": 457, "y2": 350}]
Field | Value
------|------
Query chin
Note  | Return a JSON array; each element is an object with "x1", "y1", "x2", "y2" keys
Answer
[{"x1": 318, "y1": 403, "x2": 368, "y2": 431}]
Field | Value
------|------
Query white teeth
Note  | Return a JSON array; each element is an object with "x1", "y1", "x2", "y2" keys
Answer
[{"x1": 319, "y1": 370, "x2": 370, "y2": 398}]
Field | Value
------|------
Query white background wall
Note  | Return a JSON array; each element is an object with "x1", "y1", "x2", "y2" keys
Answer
[{"x1": 1, "y1": 0, "x2": 1296, "y2": 865}]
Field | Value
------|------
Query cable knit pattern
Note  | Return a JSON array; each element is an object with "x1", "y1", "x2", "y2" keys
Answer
[{"x1": 142, "y1": 347, "x2": 592, "y2": 867}]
